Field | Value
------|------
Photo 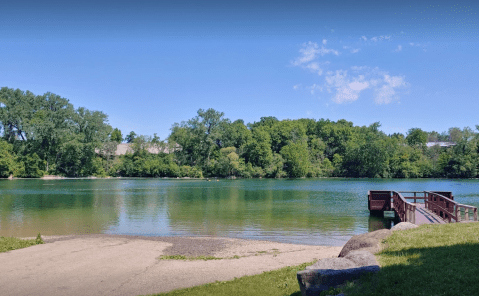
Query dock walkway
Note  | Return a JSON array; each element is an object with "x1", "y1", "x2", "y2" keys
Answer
[{"x1": 413, "y1": 203, "x2": 446, "y2": 225}]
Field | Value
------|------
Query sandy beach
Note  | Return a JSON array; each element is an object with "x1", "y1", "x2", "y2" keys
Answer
[{"x1": 0, "y1": 234, "x2": 342, "y2": 296}]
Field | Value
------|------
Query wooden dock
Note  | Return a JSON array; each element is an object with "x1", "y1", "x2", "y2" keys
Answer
[{"x1": 368, "y1": 190, "x2": 477, "y2": 225}]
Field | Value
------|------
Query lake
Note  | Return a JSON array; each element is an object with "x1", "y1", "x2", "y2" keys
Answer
[{"x1": 1, "y1": 178, "x2": 478, "y2": 246}]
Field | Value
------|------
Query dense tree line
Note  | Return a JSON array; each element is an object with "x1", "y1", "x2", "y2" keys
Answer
[
  {"x1": 1, "y1": 87, "x2": 478, "y2": 179},
  {"x1": 168, "y1": 109, "x2": 479, "y2": 179}
]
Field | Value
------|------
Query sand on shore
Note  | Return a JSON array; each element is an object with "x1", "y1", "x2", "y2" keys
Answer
[{"x1": 0, "y1": 234, "x2": 343, "y2": 296}]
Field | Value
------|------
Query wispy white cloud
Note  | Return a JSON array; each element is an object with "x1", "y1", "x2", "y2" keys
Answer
[
  {"x1": 409, "y1": 42, "x2": 427, "y2": 52},
  {"x1": 322, "y1": 67, "x2": 408, "y2": 104},
  {"x1": 292, "y1": 38, "x2": 409, "y2": 105},
  {"x1": 361, "y1": 35, "x2": 392, "y2": 42},
  {"x1": 310, "y1": 83, "x2": 323, "y2": 95},
  {"x1": 343, "y1": 46, "x2": 360, "y2": 53},
  {"x1": 324, "y1": 70, "x2": 371, "y2": 103},
  {"x1": 292, "y1": 41, "x2": 339, "y2": 65},
  {"x1": 375, "y1": 74, "x2": 407, "y2": 104},
  {"x1": 293, "y1": 84, "x2": 301, "y2": 90},
  {"x1": 305, "y1": 62, "x2": 323, "y2": 75},
  {"x1": 292, "y1": 41, "x2": 339, "y2": 75},
  {"x1": 292, "y1": 42, "x2": 319, "y2": 65},
  {"x1": 351, "y1": 66, "x2": 367, "y2": 71}
]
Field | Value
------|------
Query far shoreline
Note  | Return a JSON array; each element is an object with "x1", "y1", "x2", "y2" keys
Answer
[{"x1": 1, "y1": 175, "x2": 476, "y2": 180}]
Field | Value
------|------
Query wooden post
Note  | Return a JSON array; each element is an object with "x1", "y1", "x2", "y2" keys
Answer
[
  {"x1": 474, "y1": 208, "x2": 478, "y2": 221},
  {"x1": 456, "y1": 207, "x2": 461, "y2": 222}
]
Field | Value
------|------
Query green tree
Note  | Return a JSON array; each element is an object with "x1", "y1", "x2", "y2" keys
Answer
[
  {"x1": 443, "y1": 136, "x2": 478, "y2": 178},
  {"x1": 219, "y1": 119, "x2": 252, "y2": 154},
  {"x1": 110, "y1": 128, "x2": 123, "y2": 143},
  {"x1": 342, "y1": 124, "x2": 391, "y2": 178},
  {"x1": 244, "y1": 128, "x2": 273, "y2": 169},
  {"x1": 169, "y1": 108, "x2": 227, "y2": 169},
  {"x1": 247, "y1": 116, "x2": 279, "y2": 131},
  {"x1": 125, "y1": 131, "x2": 137, "y2": 143},
  {"x1": 19, "y1": 153, "x2": 46, "y2": 178},
  {"x1": 0, "y1": 139, "x2": 21, "y2": 177},
  {"x1": 214, "y1": 147, "x2": 240, "y2": 177},
  {"x1": 316, "y1": 119, "x2": 353, "y2": 159},
  {"x1": 406, "y1": 128, "x2": 428, "y2": 147},
  {"x1": 280, "y1": 140, "x2": 310, "y2": 178},
  {"x1": 265, "y1": 153, "x2": 286, "y2": 178},
  {"x1": 269, "y1": 120, "x2": 307, "y2": 154},
  {"x1": 448, "y1": 127, "x2": 462, "y2": 143},
  {"x1": 56, "y1": 136, "x2": 85, "y2": 177},
  {"x1": 0, "y1": 87, "x2": 40, "y2": 142}
]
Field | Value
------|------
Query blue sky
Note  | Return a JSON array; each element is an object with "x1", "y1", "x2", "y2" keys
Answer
[{"x1": 1, "y1": 0, "x2": 478, "y2": 140}]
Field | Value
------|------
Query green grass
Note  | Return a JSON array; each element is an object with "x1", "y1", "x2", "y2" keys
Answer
[
  {"x1": 158, "y1": 251, "x2": 278, "y2": 261},
  {"x1": 342, "y1": 222, "x2": 479, "y2": 296},
  {"x1": 0, "y1": 233, "x2": 44, "y2": 253},
  {"x1": 147, "y1": 261, "x2": 316, "y2": 296},
  {"x1": 158, "y1": 255, "x2": 227, "y2": 261}
]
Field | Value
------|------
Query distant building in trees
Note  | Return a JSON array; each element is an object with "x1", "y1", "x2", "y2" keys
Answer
[
  {"x1": 95, "y1": 143, "x2": 179, "y2": 156},
  {"x1": 426, "y1": 142, "x2": 456, "y2": 148}
]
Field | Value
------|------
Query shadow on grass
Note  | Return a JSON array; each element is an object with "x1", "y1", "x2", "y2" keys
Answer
[{"x1": 344, "y1": 242, "x2": 479, "y2": 296}]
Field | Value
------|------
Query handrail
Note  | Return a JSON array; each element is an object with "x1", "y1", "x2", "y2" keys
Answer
[
  {"x1": 398, "y1": 191, "x2": 427, "y2": 204},
  {"x1": 455, "y1": 203, "x2": 477, "y2": 210},
  {"x1": 425, "y1": 191, "x2": 478, "y2": 222},
  {"x1": 392, "y1": 191, "x2": 416, "y2": 224}
]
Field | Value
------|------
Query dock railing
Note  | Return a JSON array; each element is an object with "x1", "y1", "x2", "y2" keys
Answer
[
  {"x1": 392, "y1": 191, "x2": 416, "y2": 224},
  {"x1": 425, "y1": 191, "x2": 478, "y2": 222},
  {"x1": 397, "y1": 191, "x2": 427, "y2": 203}
]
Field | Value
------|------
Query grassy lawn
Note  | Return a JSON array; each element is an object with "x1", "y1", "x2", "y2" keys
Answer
[
  {"x1": 0, "y1": 234, "x2": 44, "y2": 253},
  {"x1": 342, "y1": 222, "x2": 479, "y2": 296},
  {"x1": 148, "y1": 222, "x2": 479, "y2": 296},
  {"x1": 149, "y1": 261, "x2": 315, "y2": 296}
]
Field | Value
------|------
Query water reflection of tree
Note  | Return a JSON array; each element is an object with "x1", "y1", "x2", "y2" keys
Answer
[
  {"x1": 166, "y1": 180, "x2": 357, "y2": 236},
  {"x1": 0, "y1": 179, "x2": 121, "y2": 237}
]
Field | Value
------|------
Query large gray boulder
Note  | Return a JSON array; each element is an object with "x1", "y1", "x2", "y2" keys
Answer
[
  {"x1": 299, "y1": 251, "x2": 379, "y2": 295},
  {"x1": 297, "y1": 226, "x2": 417, "y2": 295},
  {"x1": 338, "y1": 229, "x2": 392, "y2": 257},
  {"x1": 391, "y1": 222, "x2": 418, "y2": 231},
  {"x1": 306, "y1": 257, "x2": 358, "y2": 270},
  {"x1": 344, "y1": 250, "x2": 379, "y2": 266},
  {"x1": 297, "y1": 229, "x2": 390, "y2": 296},
  {"x1": 297, "y1": 265, "x2": 380, "y2": 296},
  {"x1": 306, "y1": 251, "x2": 378, "y2": 270}
]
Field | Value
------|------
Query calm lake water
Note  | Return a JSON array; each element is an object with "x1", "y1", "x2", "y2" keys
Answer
[{"x1": 1, "y1": 178, "x2": 478, "y2": 246}]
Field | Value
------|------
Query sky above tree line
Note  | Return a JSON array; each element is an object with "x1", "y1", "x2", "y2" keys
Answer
[{"x1": 1, "y1": 0, "x2": 477, "y2": 141}]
